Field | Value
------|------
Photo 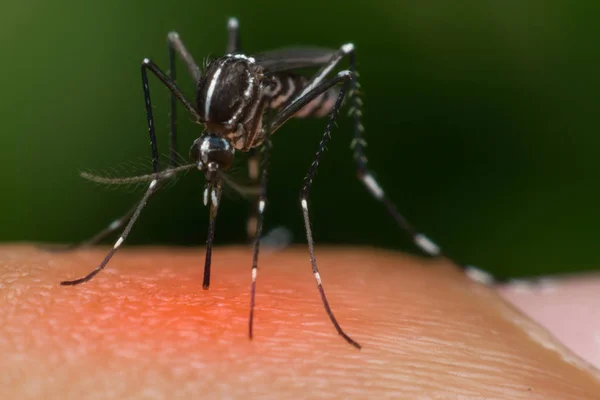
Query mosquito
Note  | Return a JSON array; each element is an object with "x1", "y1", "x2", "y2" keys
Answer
[{"x1": 61, "y1": 18, "x2": 492, "y2": 349}]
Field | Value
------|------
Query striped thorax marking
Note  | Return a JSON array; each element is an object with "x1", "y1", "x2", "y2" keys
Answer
[
  {"x1": 198, "y1": 49, "x2": 345, "y2": 153},
  {"x1": 204, "y1": 66, "x2": 223, "y2": 124}
]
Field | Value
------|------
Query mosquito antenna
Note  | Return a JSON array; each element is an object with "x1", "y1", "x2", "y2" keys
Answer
[
  {"x1": 80, "y1": 163, "x2": 196, "y2": 185},
  {"x1": 202, "y1": 178, "x2": 223, "y2": 289}
]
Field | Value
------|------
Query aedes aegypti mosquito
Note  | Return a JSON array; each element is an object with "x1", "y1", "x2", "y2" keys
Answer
[{"x1": 61, "y1": 18, "x2": 492, "y2": 349}]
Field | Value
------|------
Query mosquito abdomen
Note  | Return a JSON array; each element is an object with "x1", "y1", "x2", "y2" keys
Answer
[{"x1": 267, "y1": 73, "x2": 339, "y2": 118}]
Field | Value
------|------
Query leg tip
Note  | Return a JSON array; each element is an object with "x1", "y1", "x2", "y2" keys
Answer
[{"x1": 228, "y1": 17, "x2": 239, "y2": 30}]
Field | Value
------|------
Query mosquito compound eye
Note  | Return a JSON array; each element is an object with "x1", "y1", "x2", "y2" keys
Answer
[
  {"x1": 190, "y1": 135, "x2": 235, "y2": 171},
  {"x1": 189, "y1": 140, "x2": 201, "y2": 163}
]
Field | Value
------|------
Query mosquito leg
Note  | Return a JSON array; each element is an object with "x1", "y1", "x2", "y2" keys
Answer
[
  {"x1": 297, "y1": 43, "x2": 354, "y2": 100},
  {"x1": 63, "y1": 162, "x2": 193, "y2": 249},
  {"x1": 227, "y1": 17, "x2": 240, "y2": 53},
  {"x1": 167, "y1": 37, "x2": 178, "y2": 167},
  {"x1": 59, "y1": 56, "x2": 193, "y2": 277},
  {"x1": 299, "y1": 84, "x2": 360, "y2": 349},
  {"x1": 48, "y1": 203, "x2": 139, "y2": 252},
  {"x1": 141, "y1": 59, "x2": 201, "y2": 173},
  {"x1": 202, "y1": 180, "x2": 223, "y2": 289},
  {"x1": 248, "y1": 141, "x2": 271, "y2": 339},
  {"x1": 268, "y1": 67, "x2": 360, "y2": 347},
  {"x1": 60, "y1": 179, "x2": 161, "y2": 285},
  {"x1": 345, "y1": 50, "x2": 444, "y2": 258},
  {"x1": 52, "y1": 57, "x2": 188, "y2": 252},
  {"x1": 339, "y1": 49, "x2": 495, "y2": 283},
  {"x1": 167, "y1": 32, "x2": 201, "y2": 82},
  {"x1": 246, "y1": 148, "x2": 260, "y2": 240}
]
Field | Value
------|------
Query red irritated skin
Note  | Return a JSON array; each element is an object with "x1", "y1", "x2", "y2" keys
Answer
[{"x1": 1, "y1": 245, "x2": 599, "y2": 399}]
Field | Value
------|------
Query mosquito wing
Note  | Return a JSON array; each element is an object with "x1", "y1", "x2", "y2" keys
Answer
[{"x1": 254, "y1": 47, "x2": 337, "y2": 74}]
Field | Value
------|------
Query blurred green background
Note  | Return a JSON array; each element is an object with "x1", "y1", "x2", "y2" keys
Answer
[{"x1": 1, "y1": 1, "x2": 599, "y2": 278}]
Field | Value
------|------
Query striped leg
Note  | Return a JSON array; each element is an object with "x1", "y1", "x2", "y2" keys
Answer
[
  {"x1": 344, "y1": 50, "x2": 442, "y2": 258},
  {"x1": 60, "y1": 56, "x2": 198, "y2": 280},
  {"x1": 53, "y1": 204, "x2": 139, "y2": 251},
  {"x1": 201, "y1": 180, "x2": 223, "y2": 289},
  {"x1": 248, "y1": 140, "x2": 271, "y2": 339},
  {"x1": 52, "y1": 51, "x2": 194, "y2": 251},
  {"x1": 268, "y1": 69, "x2": 361, "y2": 348},
  {"x1": 297, "y1": 43, "x2": 354, "y2": 100},
  {"x1": 61, "y1": 179, "x2": 161, "y2": 285},
  {"x1": 343, "y1": 50, "x2": 495, "y2": 284}
]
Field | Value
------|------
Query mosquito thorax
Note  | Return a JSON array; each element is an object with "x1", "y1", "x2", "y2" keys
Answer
[
  {"x1": 196, "y1": 54, "x2": 260, "y2": 129},
  {"x1": 190, "y1": 134, "x2": 235, "y2": 175}
]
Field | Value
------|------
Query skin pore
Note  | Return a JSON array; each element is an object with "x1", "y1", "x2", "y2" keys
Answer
[{"x1": 1, "y1": 245, "x2": 599, "y2": 399}]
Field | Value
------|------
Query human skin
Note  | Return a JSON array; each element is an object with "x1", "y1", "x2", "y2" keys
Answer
[{"x1": 1, "y1": 245, "x2": 599, "y2": 399}]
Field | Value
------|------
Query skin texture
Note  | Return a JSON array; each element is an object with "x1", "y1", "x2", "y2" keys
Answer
[
  {"x1": 498, "y1": 275, "x2": 600, "y2": 371},
  {"x1": 1, "y1": 244, "x2": 599, "y2": 399}
]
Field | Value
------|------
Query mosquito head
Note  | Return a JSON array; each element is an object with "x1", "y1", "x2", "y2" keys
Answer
[
  {"x1": 190, "y1": 134, "x2": 235, "y2": 179},
  {"x1": 196, "y1": 55, "x2": 260, "y2": 129}
]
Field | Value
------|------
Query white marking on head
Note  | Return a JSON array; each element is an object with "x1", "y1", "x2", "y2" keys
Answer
[
  {"x1": 415, "y1": 234, "x2": 441, "y2": 256},
  {"x1": 341, "y1": 43, "x2": 355, "y2": 54},
  {"x1": 362, "y1": 173, "x2": 384, "y2": 199},
  {"x1": 314, "y1": 272, "x2": 322, "y2": 285},
  {"x1": 205, "y1": 65, "x2": 223, "y2": 120},
  {"x1": 259, "y1": 200, "x2": 266, "y2": 214},
  {"x1": 464, "y1": 266, "x2": 495, "y2": 285},
  {"x1": 114, "y1": 237, "x2": 124, "y2": 249},
  {"x1": 301, "y1": 199, "x2": 308, "y2": 210},
  {"x1": 228, "y1": 17, "x2": 239, "y2": 30}
]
